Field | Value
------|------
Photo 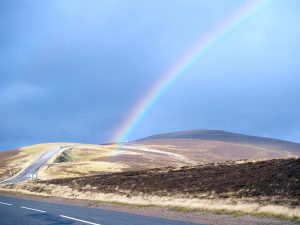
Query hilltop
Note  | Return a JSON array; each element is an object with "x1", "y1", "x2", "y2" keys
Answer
[{"x1": 136, "y1": 129, "x2": 300, "y2": 154}]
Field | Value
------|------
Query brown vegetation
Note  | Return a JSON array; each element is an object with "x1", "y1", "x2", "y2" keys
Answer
[
  {"x1": 1, "y1": 157, "x2": 299, "y2": 222},
  {"x1": 137, "y1": 130, "x2": 300, "y2": 155},
  {"x1": 0, "y1": 149, "x2": 21, "y2": 180},
  {"x1": 43, "y1": 158, "x2": 300, "y2": 206}
]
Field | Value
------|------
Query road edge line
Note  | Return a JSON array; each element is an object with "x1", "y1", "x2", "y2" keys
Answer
[
  {"x1": 60, "y1": 215, "x2": 101, "y2": 225},
  {"x1": 20, "y1": 206, "x2": 46, "y2": 213}
]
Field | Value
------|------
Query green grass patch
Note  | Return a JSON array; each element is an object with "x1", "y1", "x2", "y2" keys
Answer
[{"x1": 54, "y1": 149, "x2": 74, "y2": 163}]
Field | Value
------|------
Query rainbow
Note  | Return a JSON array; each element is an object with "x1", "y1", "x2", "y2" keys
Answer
[{"x1": 111, "y1": 0, "x2": 273, "y2": 144}]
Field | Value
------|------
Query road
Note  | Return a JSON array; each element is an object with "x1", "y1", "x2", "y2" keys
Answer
[
  {"x1": 0, "y1": 195, "x2": 202, "y2": 225},
  {"x1": 1, "y1": 147, "x2": 64, "y2": 184}
]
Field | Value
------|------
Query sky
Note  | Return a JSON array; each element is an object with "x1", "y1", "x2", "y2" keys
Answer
[{"x1": 0, "y1": 0, "x2": 300, "y2": 151}]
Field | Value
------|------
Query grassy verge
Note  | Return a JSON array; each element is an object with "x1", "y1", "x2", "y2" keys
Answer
[{"x1": 1, "y1": 183, "x2": 299, "y2": 224}]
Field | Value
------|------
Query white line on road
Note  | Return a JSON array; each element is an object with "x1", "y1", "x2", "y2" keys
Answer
[
  {"x1": 0, "y1": 201, "x2": 12, "y2": 206},
  {"x1": 60, "y1": 215, "x2": 101, "y2": 225},
  {"x1": 20, "y1": 206, "x2": 46, "y2": 213}
]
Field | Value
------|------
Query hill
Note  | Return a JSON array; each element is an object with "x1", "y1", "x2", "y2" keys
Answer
[
  {"x1": 136, "y1": 129, "x2": 300, "y2": 153},
  {"x1": 1, "y1": 130, "x2": 299, "y2": 180},
  {"x1": 34, "y1": 130, "x2": 300, "y2": 180},
  {"x1": 0, "y1": 143, "x2": 63, "y2": 180},
  {"x1": 44, "y1": 158, "x2": 300, "y2": 204},
  {"x1": 13, "y1": 157, "x2": 300, "y2": 222},
  {"x1": 131, "y1": 129, "x2": 300, "y2": 162}
]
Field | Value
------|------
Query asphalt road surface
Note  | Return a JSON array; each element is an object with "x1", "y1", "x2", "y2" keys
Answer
[
  {"x1": 0, "y1": 195, "x2": 203, "y2": 225},
  {"x1": 1, "y1": 147, "x2": 63, "y2": 184}
]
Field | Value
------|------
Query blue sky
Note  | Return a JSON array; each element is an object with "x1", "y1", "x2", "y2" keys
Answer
[{"x1": 1, "y1": 0, "x2": 300, "y2": 150}]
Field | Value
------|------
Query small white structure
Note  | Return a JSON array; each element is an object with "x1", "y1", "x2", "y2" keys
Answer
[{"x1": 27, "y1": 173, "x2": 37, "y2": 180}]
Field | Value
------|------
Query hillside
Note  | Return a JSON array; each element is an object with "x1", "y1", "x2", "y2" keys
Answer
[
  {"x1": 1, "y1": 132, "x2": 299, "y2": 222},
  {"x1": 35, "y1": 130, "x2": 299, "y2": 180},
  {"x1": 1, "y1": 130, "x2": 299, "y2": 180},
  {"x1": 0, "y1": 143, "x2": 63, "y2": 180},
  {"x1": 43, "y1": 157, "x2": 300, "y2": 205},
  {"x1": 130, "y1": 129, "x2": 300, "y2": 163},
  {"x1": 136, "y1": 129, "x2": 300, "y2": 154},
  {"x1": 12, "y1": 157, "x2": 300, "y2": 222}
]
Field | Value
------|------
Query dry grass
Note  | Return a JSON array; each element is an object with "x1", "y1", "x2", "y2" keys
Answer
[
  {"x1": 38, "y1": 144, "x2": 129, "y2": 180},
  {"x1": 44, "y1": 157, "x2": 300, "y2": 204},
  {"x1": 135, "y1": 139, "x2": 299, "y2": 162},
  {"x1": 29, "y1": 157, "x2": 298, "y2": 222},
  {"x1": 2, "y1": 183, "x2": 299, "y2": 222},
  {"x1": 35, "y1": 141, "x2": 284, "y2": 180},
  {"x1": 39, "y1": 161, "x2": 129, "y2": 180},
  {"x1": 8, "y1": 139, "x2": 298, "y2": 181}
]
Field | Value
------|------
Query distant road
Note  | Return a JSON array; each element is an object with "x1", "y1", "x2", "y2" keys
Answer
[
  {"x1": 0, "y1": 195, "x2": 201, "y2": 225},
  {"x1": 0, "y1": 147, "x2": 63, "y2": 184}
]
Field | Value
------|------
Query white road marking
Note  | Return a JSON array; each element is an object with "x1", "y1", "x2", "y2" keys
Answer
[
  {"x1": 0, "y1": 201, "x2": 12, "y2": 206},
  {"x1": 20, "y1": 206, "x2": 46, "y2": 213},
  {"x1": 60, "y1": 215, "x2": 101, "y2": 225}
]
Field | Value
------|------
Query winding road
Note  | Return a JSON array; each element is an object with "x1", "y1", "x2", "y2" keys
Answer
[{"x1": 0, "y1": 147, "x2": 63, "y2": 184}]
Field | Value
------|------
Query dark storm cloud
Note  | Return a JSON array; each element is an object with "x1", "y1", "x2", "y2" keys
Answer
[{"x1": 0, "y1": 0, "x2": 300, "y2": 150}]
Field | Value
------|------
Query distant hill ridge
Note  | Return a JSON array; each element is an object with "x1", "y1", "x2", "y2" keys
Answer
[
  {"x1": 1, "y1": 130, "x2": 299, "y2": 181},
  {"x1": 135, "y1": 129, "x2": 300, "y2": 154}
]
